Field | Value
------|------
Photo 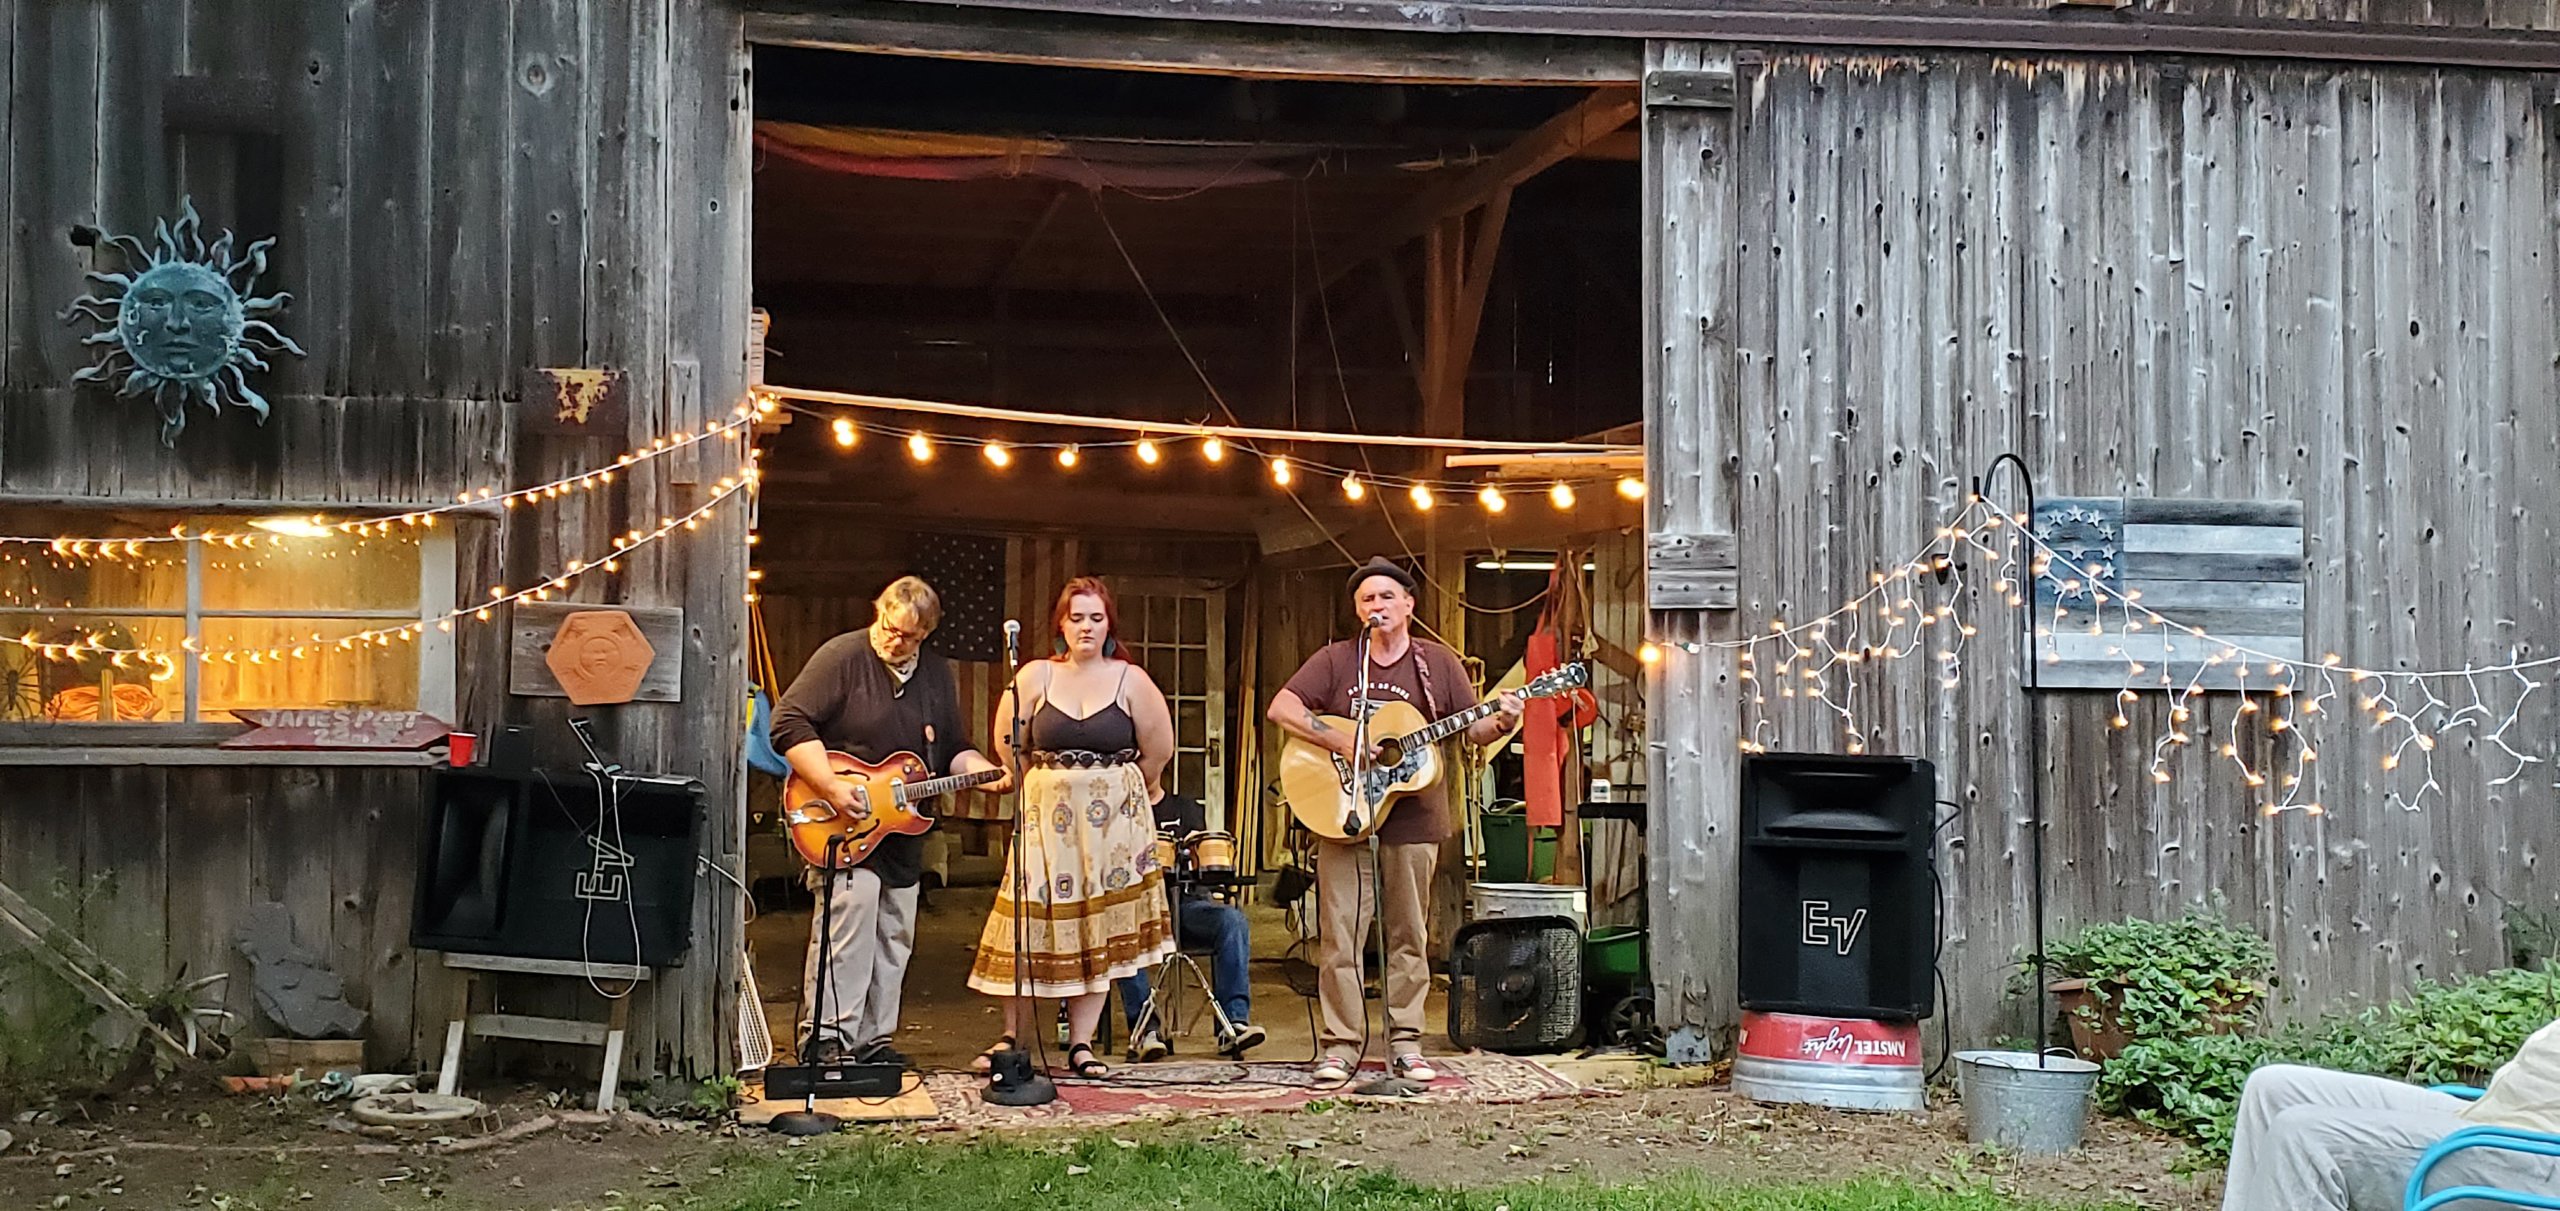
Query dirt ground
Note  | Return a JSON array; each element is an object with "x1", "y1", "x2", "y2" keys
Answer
[{"x1": 0, "y1": 1070, "x2": 2216, "y2": 1211}]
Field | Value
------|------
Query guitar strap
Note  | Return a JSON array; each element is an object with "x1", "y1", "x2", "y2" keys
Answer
[{"x1": 1410, "y1": 639, "x2": 1443, "y2": 722}]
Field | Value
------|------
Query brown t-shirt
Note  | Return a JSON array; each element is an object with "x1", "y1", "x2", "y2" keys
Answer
[{"x1": 1281, "y1": 637, "x2": 1475, "y2": 844}]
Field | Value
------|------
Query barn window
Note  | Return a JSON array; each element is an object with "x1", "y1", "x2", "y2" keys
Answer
[{"x1": 0, "y1": 509, "x2": 456, "y2": 731}]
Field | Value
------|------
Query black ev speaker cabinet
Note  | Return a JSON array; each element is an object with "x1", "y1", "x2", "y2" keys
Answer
[
  {"x1": 1737, "y1": 753, "x2": 1936, "y2": 1021},
  {"x1": 412, "y1": 766, "x2": 705, "y2": 967}
]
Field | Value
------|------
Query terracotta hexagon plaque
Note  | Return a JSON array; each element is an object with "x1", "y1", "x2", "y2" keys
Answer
[{"x1": 544, "y1": 609, "x2": 657, "y2": 706}]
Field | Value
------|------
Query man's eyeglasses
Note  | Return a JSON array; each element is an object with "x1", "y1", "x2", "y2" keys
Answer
[{"x1": 876, "y1": 618, "x2": 929, "y2": 645}]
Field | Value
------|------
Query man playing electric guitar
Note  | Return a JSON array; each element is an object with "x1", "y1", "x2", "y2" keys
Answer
[
  {"x1": 770, "y1": 576, "x2": 1009, "y2": 1068},
  {"x1": 1267, "y1": 557, "x2": 1521, "y2": 1083}
]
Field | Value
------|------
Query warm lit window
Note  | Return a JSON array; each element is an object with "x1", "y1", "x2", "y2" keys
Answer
[{"x1": 0, "y1": 509, "x2": 455, "y2": 727}]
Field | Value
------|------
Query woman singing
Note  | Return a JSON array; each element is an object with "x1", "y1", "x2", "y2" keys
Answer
[{"x1": 968, "y1": 577, "x2": 1177, "y2": 1079}]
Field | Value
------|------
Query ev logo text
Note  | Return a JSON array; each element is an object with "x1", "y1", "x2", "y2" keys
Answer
[{"x1": 1800, "y1": 900, "x2": 1867, "y2": 955}]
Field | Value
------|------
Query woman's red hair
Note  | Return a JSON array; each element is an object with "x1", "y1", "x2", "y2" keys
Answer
[{"x1": 1049, "y1": 576, "x2": 1121, "y2": 660}]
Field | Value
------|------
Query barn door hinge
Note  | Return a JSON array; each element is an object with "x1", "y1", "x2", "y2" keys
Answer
[{"x1": 1644, "y1": 68, "x2": 1736, "y2": 110}]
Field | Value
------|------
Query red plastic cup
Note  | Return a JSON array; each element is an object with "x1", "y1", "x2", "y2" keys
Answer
[{"x1": 447, "y1": 732, "x2": 478, "y2": 767}]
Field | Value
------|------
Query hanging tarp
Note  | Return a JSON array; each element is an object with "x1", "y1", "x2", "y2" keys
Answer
[{"x1": 756, "y1": 121, "x2": 1297, "y2": 190}]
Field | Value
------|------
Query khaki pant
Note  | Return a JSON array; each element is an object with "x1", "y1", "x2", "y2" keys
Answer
[
  {"x1": 1315, "y1": 838, "x2": 1436, "y2": 1061},
  {"x1": 2224, "y1": 1065, "x2": 2559, "y2": 1211},
  {"x1": 798, "y1": 865, "x2": 919, "y2": 1054}
]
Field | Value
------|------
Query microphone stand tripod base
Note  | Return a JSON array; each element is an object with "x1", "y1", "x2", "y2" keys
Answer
[{"x1": 980, "y1": 1050, "x2": 1058, "y2": 1107}]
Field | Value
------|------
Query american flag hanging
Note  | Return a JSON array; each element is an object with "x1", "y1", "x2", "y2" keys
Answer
[
  {"x1": 908, "y1": 531, "x2": 1007, "y2": 662},
  {"x1": 2031, "y1": 497, "x2": 2305, "y2": 691}
]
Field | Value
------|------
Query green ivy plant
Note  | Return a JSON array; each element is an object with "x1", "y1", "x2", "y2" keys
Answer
[
  {"x1": 2098, "y1": 965, "x2": 2560, "y2": 1164},
  {"x1": 2033, "y1": 908, "x2": 2275, "y2": 1042}
]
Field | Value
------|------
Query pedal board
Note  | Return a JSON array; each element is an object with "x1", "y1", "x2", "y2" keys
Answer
[{"x1": 763, "y1": 1061, "x2": 905, "y2": 1100}]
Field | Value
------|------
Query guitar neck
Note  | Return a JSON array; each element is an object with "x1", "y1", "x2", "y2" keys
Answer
[
  {"x1": 1409, "y1": 701, "x2": 1500, "y2": 748},
  {"x1": 901, "y1": 768, "x2": 1003, "y2": 801},
  {"x1": 1395, "y1": 665, "x2": 1585, "y2": 747}
]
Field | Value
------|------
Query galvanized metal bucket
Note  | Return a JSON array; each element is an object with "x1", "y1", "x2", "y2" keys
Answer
[
  {"x1": 1469, "y1": 882, "x2": 1587, "y2": 931},
  {"x1": 1955, "y1": 1049, "x2": 2100, "y2": 1154}
]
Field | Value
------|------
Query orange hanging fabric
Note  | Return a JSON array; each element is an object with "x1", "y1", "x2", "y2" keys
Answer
[
  {"x1": 1520, "y1": 555, "x2": 1601, "y2": 830},
  {"x1": 1522, "y1": 626, "x2": 1568, "y2": 829}
]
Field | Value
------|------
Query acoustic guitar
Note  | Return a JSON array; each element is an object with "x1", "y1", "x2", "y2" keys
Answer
[
  {"x1": 1281, "y1": 662, "x2": 1590, "y2": 842},
  {"x1": 782, "y1": 750, "x2": 1005, "y2": 870}
]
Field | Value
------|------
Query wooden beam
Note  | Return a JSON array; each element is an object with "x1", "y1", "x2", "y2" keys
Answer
[
  {"x1": 1376, "y1": 256, "x2": 1425, "y2": 402},
  {"x1": 1445, "y1": 188, "x2": 1513, "y2": 408},
  {"x1": 1576, "y1": 129, "x2": 1641, "y2": 162},
  {"x1": 1319, "y1": 87, "x2": 1639, "y2": 293},
  {"x1": 745, "y1": 5, "x2": 1641, "y2": 85},
  {"x1": 851, "y1": 0, "x2": 2560, "y2": 73}
]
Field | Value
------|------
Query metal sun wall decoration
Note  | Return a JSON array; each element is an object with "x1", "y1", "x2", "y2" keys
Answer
[{"x1": 62, "y1": 197, "x2": 306, "y2": 445}]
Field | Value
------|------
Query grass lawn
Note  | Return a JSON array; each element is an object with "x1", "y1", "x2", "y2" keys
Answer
[{"x1": 664, "y1": 1135, "x2": 2138, "y2": 1211}]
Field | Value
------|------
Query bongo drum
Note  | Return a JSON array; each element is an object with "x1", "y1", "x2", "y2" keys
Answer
[
  {"x1": 1152, "y1": 829, "x2": 1183, "y2": 880},
  {"x1": 1184, "y1": 831, "x2": 1239, "y2": 885}
]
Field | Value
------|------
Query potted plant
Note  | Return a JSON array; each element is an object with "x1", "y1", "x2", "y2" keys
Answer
[{"x1": 2033, "y1": 908, "x2": 2273, "y2": 1060}]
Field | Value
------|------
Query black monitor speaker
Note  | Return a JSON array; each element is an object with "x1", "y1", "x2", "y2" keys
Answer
[
  {"x1": 412, "y1": 766, "x2": 704, "y2": 967},
  {"x1": 1737, "y1": 753, "x2": 1936, "y2": 1021}
]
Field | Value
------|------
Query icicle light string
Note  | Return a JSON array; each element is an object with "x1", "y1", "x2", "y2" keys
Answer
[
  {"x1": 1639, "y1": 488, "x2": 2549, "y2": 815},
  {"x1": 2, "y1": 471, "x2": 756, "y2": 672},
  {"x1": 6, "y1": 410, "x2": 759, "y2": 555}
]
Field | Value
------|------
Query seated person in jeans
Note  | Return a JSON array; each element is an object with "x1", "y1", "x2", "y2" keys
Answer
[
  {"x1": 2224, "y1": 1019, "x2": 2560, "y2": 1211},
  {"x1": 1116, "y1": 790, "x2": 1264, "y2": 1060}
]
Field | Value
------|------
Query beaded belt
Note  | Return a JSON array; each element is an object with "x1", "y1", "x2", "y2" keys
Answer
[{"x1": 1028, "y1": 748, "x2": 1139, "y2": 769}]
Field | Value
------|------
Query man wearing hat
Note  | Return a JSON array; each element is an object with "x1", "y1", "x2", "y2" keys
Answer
[{"x1": 1268, "y1": 557, "x2": 1523, "y2": 1083}]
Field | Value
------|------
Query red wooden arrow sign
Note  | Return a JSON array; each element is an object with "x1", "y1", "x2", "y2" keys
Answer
[{"x1": 219, "y1": 709, "x2": 454, "y2": 751}]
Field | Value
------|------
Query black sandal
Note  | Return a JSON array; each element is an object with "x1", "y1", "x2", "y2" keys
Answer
[
  {"x1": 971, "y1": 1034, "x2": 1017, "y2": 1074},
  {"x1": 1066, "y1": 1042, "x2": 1110, "y2": 1079}
]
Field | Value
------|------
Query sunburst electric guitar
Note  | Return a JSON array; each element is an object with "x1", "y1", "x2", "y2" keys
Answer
[
  {"x1": 1281, "y1": 662, "x2": 1589, "y2": 842},
  {"x1": 782, "y1": 751, "x2": 1005, "y2": 870}
]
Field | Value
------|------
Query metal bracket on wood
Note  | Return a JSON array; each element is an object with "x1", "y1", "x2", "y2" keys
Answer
[
  {"x1": 1663, "y1": 1025, "x2": 1719, "y2": 1065},
  {"x1": 1644, "y1": 68, "x2": 1736, "y2": 109},
  {"x1": 0, "y1": 878, "x2": 221, "y2": 1086},
  {"x1": 1647, "y1": 531, "x2": 1738, "y2": 610}
]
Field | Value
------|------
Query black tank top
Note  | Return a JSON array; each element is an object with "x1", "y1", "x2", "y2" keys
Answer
[{"x1": 1030, "y1": 665, "x2": 1139, "y2": 752}]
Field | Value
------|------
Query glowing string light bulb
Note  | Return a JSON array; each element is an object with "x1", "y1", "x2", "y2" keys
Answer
[
  {"x1": 1057, "y1": 445, "x2": 1080, "y2": 468},
  {"x1": 1202, "y1": 436, "x2": 1226, "y2": 464},
  {"x1": 1409, "y1": 483, "x2": 1435, "y2": 511},
  {"x1": 831, "y1": 417, "x2": 858, "y2": 449},
  {"x1": 1550, "y1": 482, "x2": 1576, "y2": 510},
  {"x1": 1270, "y1": 457, "x2": 1292, "y2": 487},
  {"x1": 1342, "y1": 474, "x2": 1366, "y2": 502},
  {"x1": 983, "y1": 442, "x2": 1012, "y2": 469},
  {"x1": 907, "y1": 432, "x2": 934, "y2": 462},
  {"x1": 1617, "y1": 476, "x2": 1647, "y2": 501},
  {"x1": 1478, "y1": 485, "x2": 1507, "y2": 513},
  {"x1": 1136, "y1": 439, "x2": 1161, "y2": 467}
]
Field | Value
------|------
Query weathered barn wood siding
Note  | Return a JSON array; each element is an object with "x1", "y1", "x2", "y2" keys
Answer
[
  {"x1": 1651, "y1": 46, "x2": 2560, "y2": 1049},
  {"x1": 1642, "y1": 40, "x2": 1747, "y2": 1046},
  {"x1": 915, "y1": 1, "x2": 2560, "y2": 47},
  {"x1": 0, "y1": 767, "x2": 438, "y2": 1069},
  {"x1": 0, "y1": 0, "x2": 754, "y2": 1078},
  {"x1": 1587, "y1": 528, "x2": 1646, "y2": 927}
]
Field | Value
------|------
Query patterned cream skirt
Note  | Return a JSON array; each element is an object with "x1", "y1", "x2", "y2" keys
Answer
[{"x1": 967, "y1": 762, "x2": 1176, "y2": 999}]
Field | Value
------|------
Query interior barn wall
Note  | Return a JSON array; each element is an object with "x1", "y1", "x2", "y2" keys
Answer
[{"x1": 0, "y1": 0, "x2": 753, "y2": 1078}]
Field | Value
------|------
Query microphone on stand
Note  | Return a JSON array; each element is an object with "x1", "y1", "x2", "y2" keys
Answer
[
  {"x1": 1365, "y1": 612, "x2": 1388, "y2": 630},
  {"x1": 1002, "y1": 619, "x2": 1021, "y2": 667}
]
